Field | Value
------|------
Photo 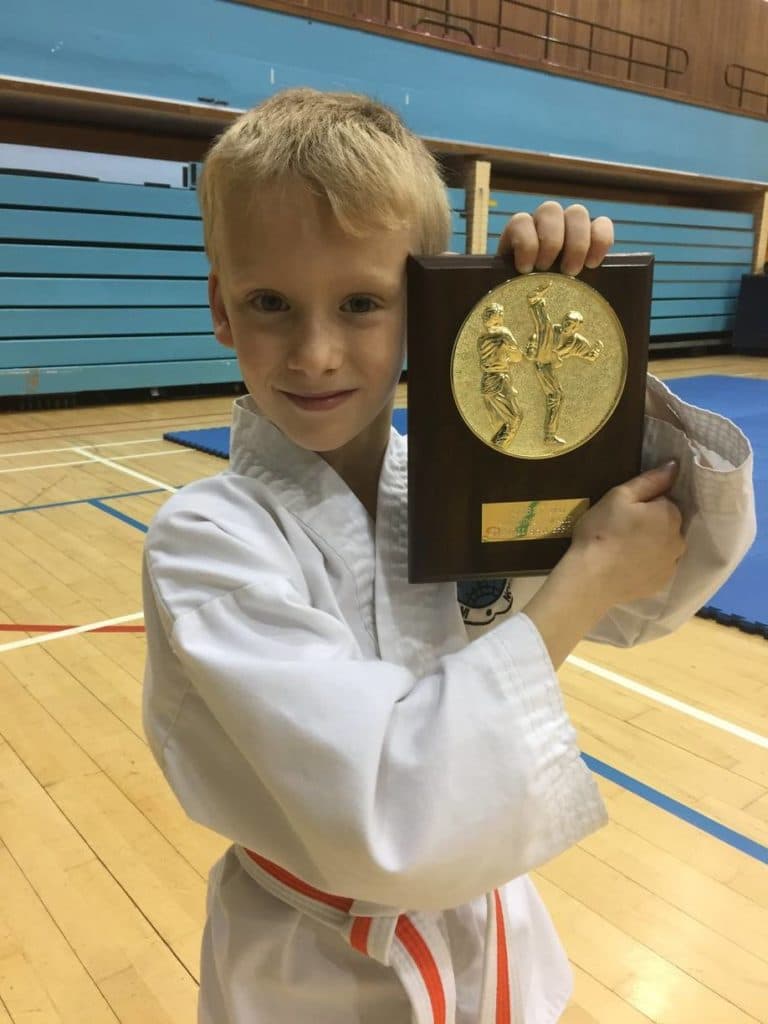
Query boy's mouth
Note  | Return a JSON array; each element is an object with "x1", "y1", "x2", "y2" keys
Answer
[{"x1": 281, "y1": 389, "x2": 356, "y2": 411}]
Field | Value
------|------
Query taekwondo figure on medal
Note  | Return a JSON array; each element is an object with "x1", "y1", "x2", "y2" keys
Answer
[
  {"x1": 524, "y1": 282, "x2": 604, "y2": 447},
  {"x1": 476, "y1": 281, "x2": 605, "y2": 453},
  {"x1": 477, "y1": 301, "x2": 524, "y2": 449}
]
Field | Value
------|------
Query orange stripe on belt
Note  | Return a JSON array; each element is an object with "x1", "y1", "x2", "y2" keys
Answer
[
  {"x1": 349, "y1": 916, "x2": 373, "y2": 954},
  {"x1": 494, "y1": 890, "x2": 511, "y2": 1024},
  {"x1": 396, "y1": 915, "x2": 447, "y2": 1024},
  {"x1": 243, "y1": 848, "x2": 499, "y2": 1024},
  {"x1": 243, "y1": 849, "x2": 354, "y2": 912}
]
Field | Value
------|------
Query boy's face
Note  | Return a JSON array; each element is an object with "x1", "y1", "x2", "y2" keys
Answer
[{"x1": 208, "y1": 179, "x2": 410, "y2": 458}]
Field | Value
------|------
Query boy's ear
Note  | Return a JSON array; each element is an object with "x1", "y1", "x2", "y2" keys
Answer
[{"x1": 208, "y1": 271, "x2": 235, "y2": 350}]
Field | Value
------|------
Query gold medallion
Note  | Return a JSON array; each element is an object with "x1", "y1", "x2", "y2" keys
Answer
[{"x1": 450, "y1": 273, "x2": 628, "y2": 459}]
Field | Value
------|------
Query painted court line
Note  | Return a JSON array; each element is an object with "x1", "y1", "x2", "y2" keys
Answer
[
  {"x1": 0, "y1": 613, "x2": 145, "y2": 653},
  {"x1": 0, "y1": 610, "x2": 763, "y2": 865},
  {"x1": 0, "y1": 458, "x2": 105, "y2": 474},
  {"x1": 72, "y1": 447, "x2": 179, "y2": 493},
  {"x1": 112, "y1": 450, "x2": 191, "y2": 462},
  {"x1": 0, "y1": 488, "x2": 162, "y2": 516},
  {"x1": 89, "y1": 499, "x2": 149, "y2": 533},
  {"x1": 0, "y1": 449, "x2": 195, "y2": 475},
  {"x1": 3, "y1": 466, "x2": 764, "y2": 753},
  {"x1": 567, "y1": 654, "x2": 768, "y2": 750},
  {"x1": 2, "y1": 491, "x2": 765, "y2": 864},
  {"x1": 0, "y1": 594, "x2": 763, "y2": 864},
  {"x1": 0, "y1": 438, "x2": 165, "y2": 458},
  {"x1": 583, "y1": 753, "x2": 768, "y2": 865},
  {"x1": 0, "y1": 623, "x2": 145, "y2": 633}
]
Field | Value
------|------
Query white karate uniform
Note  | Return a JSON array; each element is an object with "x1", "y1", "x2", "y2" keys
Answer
[{"x1": 142, "y1": 374, "x2": 755, "y2": 1024}]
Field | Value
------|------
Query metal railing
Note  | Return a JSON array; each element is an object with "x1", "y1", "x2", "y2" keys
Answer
[
  {"x1": 724, "y1": 63, "x2": 768, "y2": 113},
  {"x1": 355, "y1": 0, "x2": 689, "y2": 89}
]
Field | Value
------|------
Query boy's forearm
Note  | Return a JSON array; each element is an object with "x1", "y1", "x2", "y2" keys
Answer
[{"x1": 523, "y1": 550, "x2": 611, "y2": 669}]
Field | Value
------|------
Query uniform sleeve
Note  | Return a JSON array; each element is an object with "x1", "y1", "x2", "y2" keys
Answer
[
  {"x1": 142, "y1": 502, "x2": 607, "y2": 911},
  {"x1": 586, "y1": 374, "x2": 756, "y2": 646}
]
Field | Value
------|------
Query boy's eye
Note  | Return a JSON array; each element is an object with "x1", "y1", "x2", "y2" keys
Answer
[
  {"x1": 342, "y1": 296, "x2": 379, "y2": 314},
  {"x1": 248, "y1": 294, "x2": 379, "y2": 314},
  {"x1": 250, "y1": 292, "x2": 288, "y2": 312}
]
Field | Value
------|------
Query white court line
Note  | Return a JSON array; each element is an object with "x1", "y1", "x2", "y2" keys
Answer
[
  {"x1": 567, "y1": 654, "x2": 768, "y2": 750},
  {"x1": 115, "y1": 450, "x2": 195, "y2": 462},
  {"x1": 110, "y1": 450, "x2": 194, "y2": 462},
  {"x1": 0, "y1": 449, "x2": 177, "y2": 652},
  {"x1": 0, "y1": 449, "x2": 197, "y2": 475},
  {"x1": 72, "y1": 447, "x2": 179, "y2": 493},
  {"x1": 1, "y1": 606, "x2": 765, "y2": 753},
  {"x1": 0, "y1": 458, "x2": 101, "y2": 474},
  {"x1": 0, "y1": 438, "x2": 164, "y2": 458},
  {"x1": 0, "y1": 613, "x2": 145, "y2": 654}
]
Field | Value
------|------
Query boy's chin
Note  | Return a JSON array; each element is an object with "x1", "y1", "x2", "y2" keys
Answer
[
  {"x1": 266, "y1": 392, "x2": 395, "y2": 455},
  {"x1": 278, "y1": 419, "x2": 361, "y2": 455}
]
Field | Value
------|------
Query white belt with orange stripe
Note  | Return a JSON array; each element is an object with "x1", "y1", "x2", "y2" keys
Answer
[{"x1": 235, "y1": 846, "x2": 513, "y2": 1024}]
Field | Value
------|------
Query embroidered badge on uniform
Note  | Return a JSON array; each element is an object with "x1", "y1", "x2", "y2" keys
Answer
[{"x1": 456, "y1": 578, "x2": 514, "y2": 626}]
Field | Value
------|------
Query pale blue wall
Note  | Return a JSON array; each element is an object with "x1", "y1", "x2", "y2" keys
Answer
[
  {"x1": 2, "y1": 1, "x2": 765, "y2": 396},
  {"x1": 2, "y1": 0, "x2": 766, "y2": 182}
]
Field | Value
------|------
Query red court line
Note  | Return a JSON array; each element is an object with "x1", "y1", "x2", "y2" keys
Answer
[{"x1": 0, "y1": 623, "x2": 146, "y2": 634}]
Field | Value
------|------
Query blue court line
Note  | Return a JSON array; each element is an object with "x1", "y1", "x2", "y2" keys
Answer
[
  {"x1": 583, "y1": 753, "x2": 768, "y2": 864},
  {"x1": 36, "y1": 498, "x2": 768, "y2": 867},
  {"x1": 89, "y1": 499, "x2": 149, "y2": 533},
  {"x1": 0, "y1": 488, "x2": 164, "y2": 516}
]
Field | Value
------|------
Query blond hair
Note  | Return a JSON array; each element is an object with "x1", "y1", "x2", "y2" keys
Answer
[{"x1": 198, "y1": 87, "x2": 452, "y2": 269}]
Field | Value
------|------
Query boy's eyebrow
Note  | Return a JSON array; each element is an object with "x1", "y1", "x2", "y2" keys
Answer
[
  {"x1": 234, "y1": 272, "x2": 403, "y2": 295},
  {"x1": 340, "y1": 273, "x2": 404, "y2": 294}
]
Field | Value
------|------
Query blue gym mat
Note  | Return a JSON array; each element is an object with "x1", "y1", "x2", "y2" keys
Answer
[
  {"x1": 164, "y1": 425, "x2": 232, "y2": 458},
  {"x1": 164, "y1": 408, "x2": 409, "y2": 455},
  {"x1": 164, "y1": 378, "x2": 766, "y2": 636}
]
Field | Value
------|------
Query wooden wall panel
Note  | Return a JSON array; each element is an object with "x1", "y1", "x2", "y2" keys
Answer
[
  {"x1": 522, "y1": 0, "x2": 768, "y2": 112},
  {"x1": 263, "y1": 0, "x2": 768, "y2": 115}
]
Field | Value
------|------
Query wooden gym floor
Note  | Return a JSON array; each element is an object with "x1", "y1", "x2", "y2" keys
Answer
[{"x1": 0, "y1": 354, "x2": 766, "y2": 1023}]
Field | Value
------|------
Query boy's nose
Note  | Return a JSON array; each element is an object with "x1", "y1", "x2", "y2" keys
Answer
[{"x1": 285, "y1": 320, "x2": 344, "y2": 374}]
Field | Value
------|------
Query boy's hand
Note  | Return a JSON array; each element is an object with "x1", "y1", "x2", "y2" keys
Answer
[
  {"x1": 497, "y1": 201, "x2": 614, "y2": 277},
  {"x1": 569, "y1": 461, "x2": 686, "y2": 607},
  {"x1": 525, "y1": 461, "x2": 685, "y2": 668}
]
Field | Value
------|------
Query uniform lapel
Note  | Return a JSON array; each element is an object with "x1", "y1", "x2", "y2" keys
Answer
[
  {"x1": 228, "y1": 396, "x2": 377, "y2": 638},
  {"x1": 374, "y1": 428, "x2": 467, "y2": 674}
]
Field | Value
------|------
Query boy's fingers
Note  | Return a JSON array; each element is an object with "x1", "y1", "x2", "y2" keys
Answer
[
  {"x1": 621, "y1": 461, "x2": 679, "y2": 503},
  {"x1": 584, "y1": 215, "x2": 615, "y2": 269},
  {"x1": 498, "y1": 205, "x2": 615, "y2": 275},
  {"x1": 532, "y1": 201, "x2": 565, "y2": 271},
  {"x1": 497, "y1": 212, "x2": 539, "y2": 274},
  {"x1": 560, "y1": 204, "x2": 591, "y2": 276}
]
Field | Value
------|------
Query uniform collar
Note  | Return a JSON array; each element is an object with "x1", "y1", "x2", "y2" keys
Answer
[
  {"x1": 227, "y1": 394, "x2": 406, "y2": 519},
  {"x1": 227, "y1": 395, "x2": 464, "y2": 669}
]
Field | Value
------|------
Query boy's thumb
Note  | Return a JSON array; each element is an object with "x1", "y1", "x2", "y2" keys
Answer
[{"x1": 624, "y1": 460, "x2": 679, "y2": 502}]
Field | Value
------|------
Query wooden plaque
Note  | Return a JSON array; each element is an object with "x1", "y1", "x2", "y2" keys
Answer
[{"x1": 406, "y1": 253, "x2": 653, "y2": 582}]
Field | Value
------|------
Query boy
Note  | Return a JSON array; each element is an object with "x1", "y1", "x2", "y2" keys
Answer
[{"x1": 142, "y1": 88, "x2": 755, "y2": 1023}]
